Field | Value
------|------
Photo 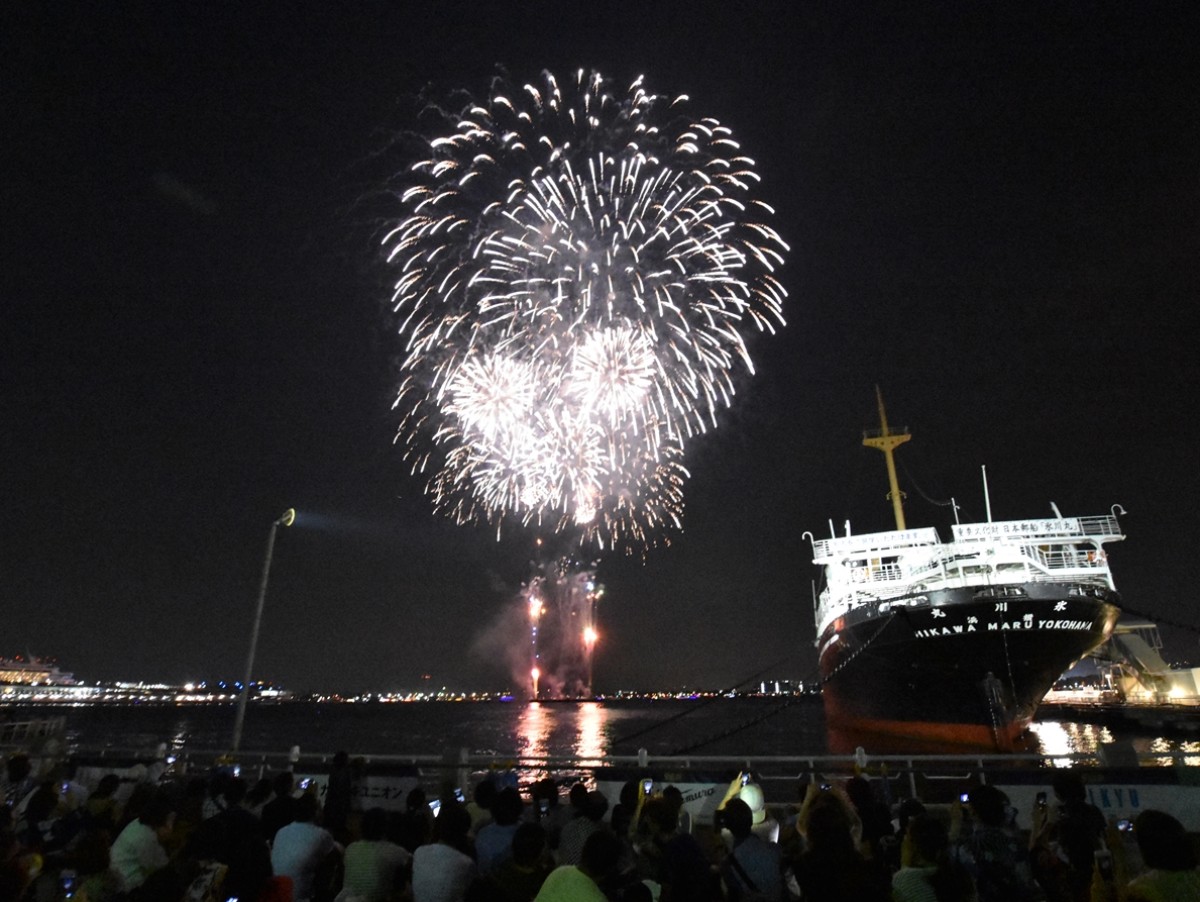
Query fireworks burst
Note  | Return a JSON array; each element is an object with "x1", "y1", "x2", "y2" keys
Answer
[{"x1": 385, "y1": 69, "x2": 788, "y2": 550}]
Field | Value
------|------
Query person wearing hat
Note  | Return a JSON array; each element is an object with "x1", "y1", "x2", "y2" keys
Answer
[
  {"x1": 719, "y1": 797, "x2": 785, "y2": 902},
  {"x1": 739, "y1": 782, "x2": 781, "y2": 844},
  {"x1": 717, "y1": 773, "x2": 780, "y2": 847}
]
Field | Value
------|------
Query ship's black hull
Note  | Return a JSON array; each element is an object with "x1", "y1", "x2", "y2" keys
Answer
[{"x1": 818, "y1": 583, "x2": 1120, "y2": 750}]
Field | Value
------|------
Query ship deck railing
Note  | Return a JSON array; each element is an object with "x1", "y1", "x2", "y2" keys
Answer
[{"x1": 822, "y1": 546, "x2": 1112, "y2": 604}]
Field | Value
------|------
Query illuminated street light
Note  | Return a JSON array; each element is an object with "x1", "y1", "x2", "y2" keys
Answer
[{"x1": 231, "y1": 508, "x2": 294, "y2": 753}]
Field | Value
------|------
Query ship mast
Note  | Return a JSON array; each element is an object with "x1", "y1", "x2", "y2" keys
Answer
[{"x1": 862, "y1": 386, "x2": 911, "y2": 530}]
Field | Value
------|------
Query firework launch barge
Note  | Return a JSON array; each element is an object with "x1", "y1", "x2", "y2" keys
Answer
[{"x1": 809, "y1": 398, "x2": 1124, "y2": 751}]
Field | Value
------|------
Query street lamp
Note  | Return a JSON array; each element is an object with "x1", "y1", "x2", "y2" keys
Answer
[{"x1": 231, "y1": 507, "x2": 294, "y2": 753}]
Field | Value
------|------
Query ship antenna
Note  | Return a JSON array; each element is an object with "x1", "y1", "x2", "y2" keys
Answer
[
  {"x1": 862, "y1": 386, "x2": 911, "y2": 530},
  {"x1": 982, "y1": 464, "x2": 993, "y2": 522}
]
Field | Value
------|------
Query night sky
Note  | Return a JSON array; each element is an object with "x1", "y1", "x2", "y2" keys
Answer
[{"x1": 5, "y1": 3, "x2": 1199, "y2": 693}]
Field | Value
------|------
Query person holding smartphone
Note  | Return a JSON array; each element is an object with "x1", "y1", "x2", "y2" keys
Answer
[
  {"x1": 1029, "y1": 769, "x2": 1105, "y2": 902},
  {"x1": 1090, "y1": 809, "x2": 1200, "y2": 902},
  {"x1": 952, "y1": 785, "x2": 1042, "y2": 902}
]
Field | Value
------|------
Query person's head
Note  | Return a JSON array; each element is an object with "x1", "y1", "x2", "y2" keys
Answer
[
  {"x1": 530, "y1": 778, "x2": 558, "y2": 808},
  {"x1": 580, "y1": 829, "x2": 622, "y2": 882},
  {"x1": 619, "y1": 779, "x2": 641, "y2": 808},
  {"x1": 640, "y1": 796, "x2": 677, "y2": 836},
  {"x1": 738, "y1": 783, "x2": 767, "y2": 826},
  {"x1": 361, "y1": 807, "x2": 388, "y2": 841},
  {"x1": 966, "y1": 784, "x2": 1007, "y2": 827},
  {"x1": 661, "y1": 785, "x2": 684, "y2": 817},
  {"x1": 247, "y1": 777, "x2": 273, "y2": 806},
  {"x1": 272, "y1": 771, "x2": 294, "y2": 798},
  {"x1": 805, "y1": 797, "x2": 856, "y2": 856},
  {"x1": 24, "y1": 784, "x2": 59, "y2": 825},
  {"x1": 897, "y1": 797, "x2": 926, "y2": 835},
  {"x1": 1134, "y1": 810, "x2": 1198, "y2": 871},
  {"x1": 583, "y1": 790, "x2": 609, "y2": 823},
  {"x1": 94, "y1": 774, "x2": 121, "y2": 799},
  {"x1": 511, "y1": 822, "x2": 547, "y2": 867},
  {"x1": 721, "y1": 798, "x2": 753, "y2": 840},
  {"x1": 473, "y1": 778, "x2": 497, "y2": 811},
  {"x1": 294, "y1": 793, "x2": 320, "y2": 824},
  {"x1": 223, "y1": 776, "x2": 248, "y2": 808},
  {"x1": 332, "y1": 750, "x2": 349, "y2": 769},
  {"x1": 906, "y1": 814, "x2": 949, "y2": 866},
  {"x1": 405, "y1": 787, "x2": 427, "y2": 812},
  {"x1": 568, "y1": 782, "x2": 589, "y2": 811},
  {"x1": 433, "y1": 803, "x2": 472, "y2": 847},
  {"x1": 207, "y1": 771, "x2": 229, "y2": 800},
  {"x1": 1051, "y1": 769, "x2": 1088, "y2": 804},
  {"x1": 844, "y1": 776, "x2": 875, "y2": 813},
  {"x1": 5, "y1": 754, "x2": 30, "y2": 783},
  {"x1": 139, "y1": 791, "x2": 175, "y2": 835},
  {"x1": 492, "y1": 786, "x2": 524, "y2": 826}
]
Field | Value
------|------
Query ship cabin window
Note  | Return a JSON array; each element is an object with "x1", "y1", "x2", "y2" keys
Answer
[{"x1": 843, "y1": 556, "x2": 901, "y2": 579}]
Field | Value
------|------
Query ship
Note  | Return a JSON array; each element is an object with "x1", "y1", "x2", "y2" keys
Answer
[
  {"x1": 0, "y1": 655, "x2": 76, "y2": 686},
  {"x1": 808, "y1": 391, "x2": 1124, "y2": 750}
]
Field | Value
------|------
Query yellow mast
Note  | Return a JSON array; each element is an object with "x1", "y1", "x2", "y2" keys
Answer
[{"x1": 862, "y1": 386, "x2": 911, "y2": 530}]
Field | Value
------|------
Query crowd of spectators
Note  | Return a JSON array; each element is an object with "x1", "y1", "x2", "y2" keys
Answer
[{"x1": 2, "y1": 752, "x2": 1198, "y2": 902}]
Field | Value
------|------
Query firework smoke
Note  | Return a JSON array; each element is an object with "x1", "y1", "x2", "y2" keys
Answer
[{"x1": 385, "y1": 69, "x2": 788, "y2": 552}]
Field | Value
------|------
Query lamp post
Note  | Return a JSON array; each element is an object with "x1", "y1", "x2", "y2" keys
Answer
[{"x1": 231, "y1": 507, "x2": 294, "y2": 754}]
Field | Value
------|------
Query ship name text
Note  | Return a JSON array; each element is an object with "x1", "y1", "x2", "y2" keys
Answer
[{"x1": 913, "y1": 618, "x2": 1092, "y2": 638}]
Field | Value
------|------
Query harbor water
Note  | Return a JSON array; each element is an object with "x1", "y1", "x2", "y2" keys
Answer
[{"x1": 8, "y1": 697, "x2": 1200, "y2": 765}]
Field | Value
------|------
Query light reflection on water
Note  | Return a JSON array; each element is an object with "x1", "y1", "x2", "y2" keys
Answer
[
  {"x1": 1031, "y1": 719, "x2": 1200, "y2": 766},
  {"x1": 1148, "y1": 736, "x2": 1200, "y2": 767},
  {"x1": 575, "y1": 702, "x2": 606, "y2": 764},
  {"x1": 39, "y1": 701, "x2": 1200, "y2": 771},
  {"x1": 515, "y1": 701, "x2": 610, "y2": 785},
  {"x1": 1028, "y1": 720, "x2": 1114, "y2": 764},
  {"x1": 516, "y1": 702, "x2": 550, "y2": 763}
]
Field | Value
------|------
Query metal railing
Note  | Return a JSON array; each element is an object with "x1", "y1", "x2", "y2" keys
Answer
[
  {"x1": 65, "y1": 743, "x2": 1200, "y2": 808},
  {"x1": 0, "y1": 716, "x2": 66, "y2": 746}
]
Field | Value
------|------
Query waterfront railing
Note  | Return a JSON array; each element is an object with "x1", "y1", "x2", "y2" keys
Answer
[{"x1": 64, "y1": 742, "x2": 1200, "y2": 802}]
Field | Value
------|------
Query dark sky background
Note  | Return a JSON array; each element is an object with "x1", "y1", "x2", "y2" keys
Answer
[{"x1": 5, "y1": 3, "x2": 1199, "y2": 694}]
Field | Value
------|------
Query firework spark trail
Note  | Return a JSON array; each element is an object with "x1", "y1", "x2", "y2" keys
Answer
[{"x1": 386, "y1": 69, "x2": 788, "y2": 551}]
